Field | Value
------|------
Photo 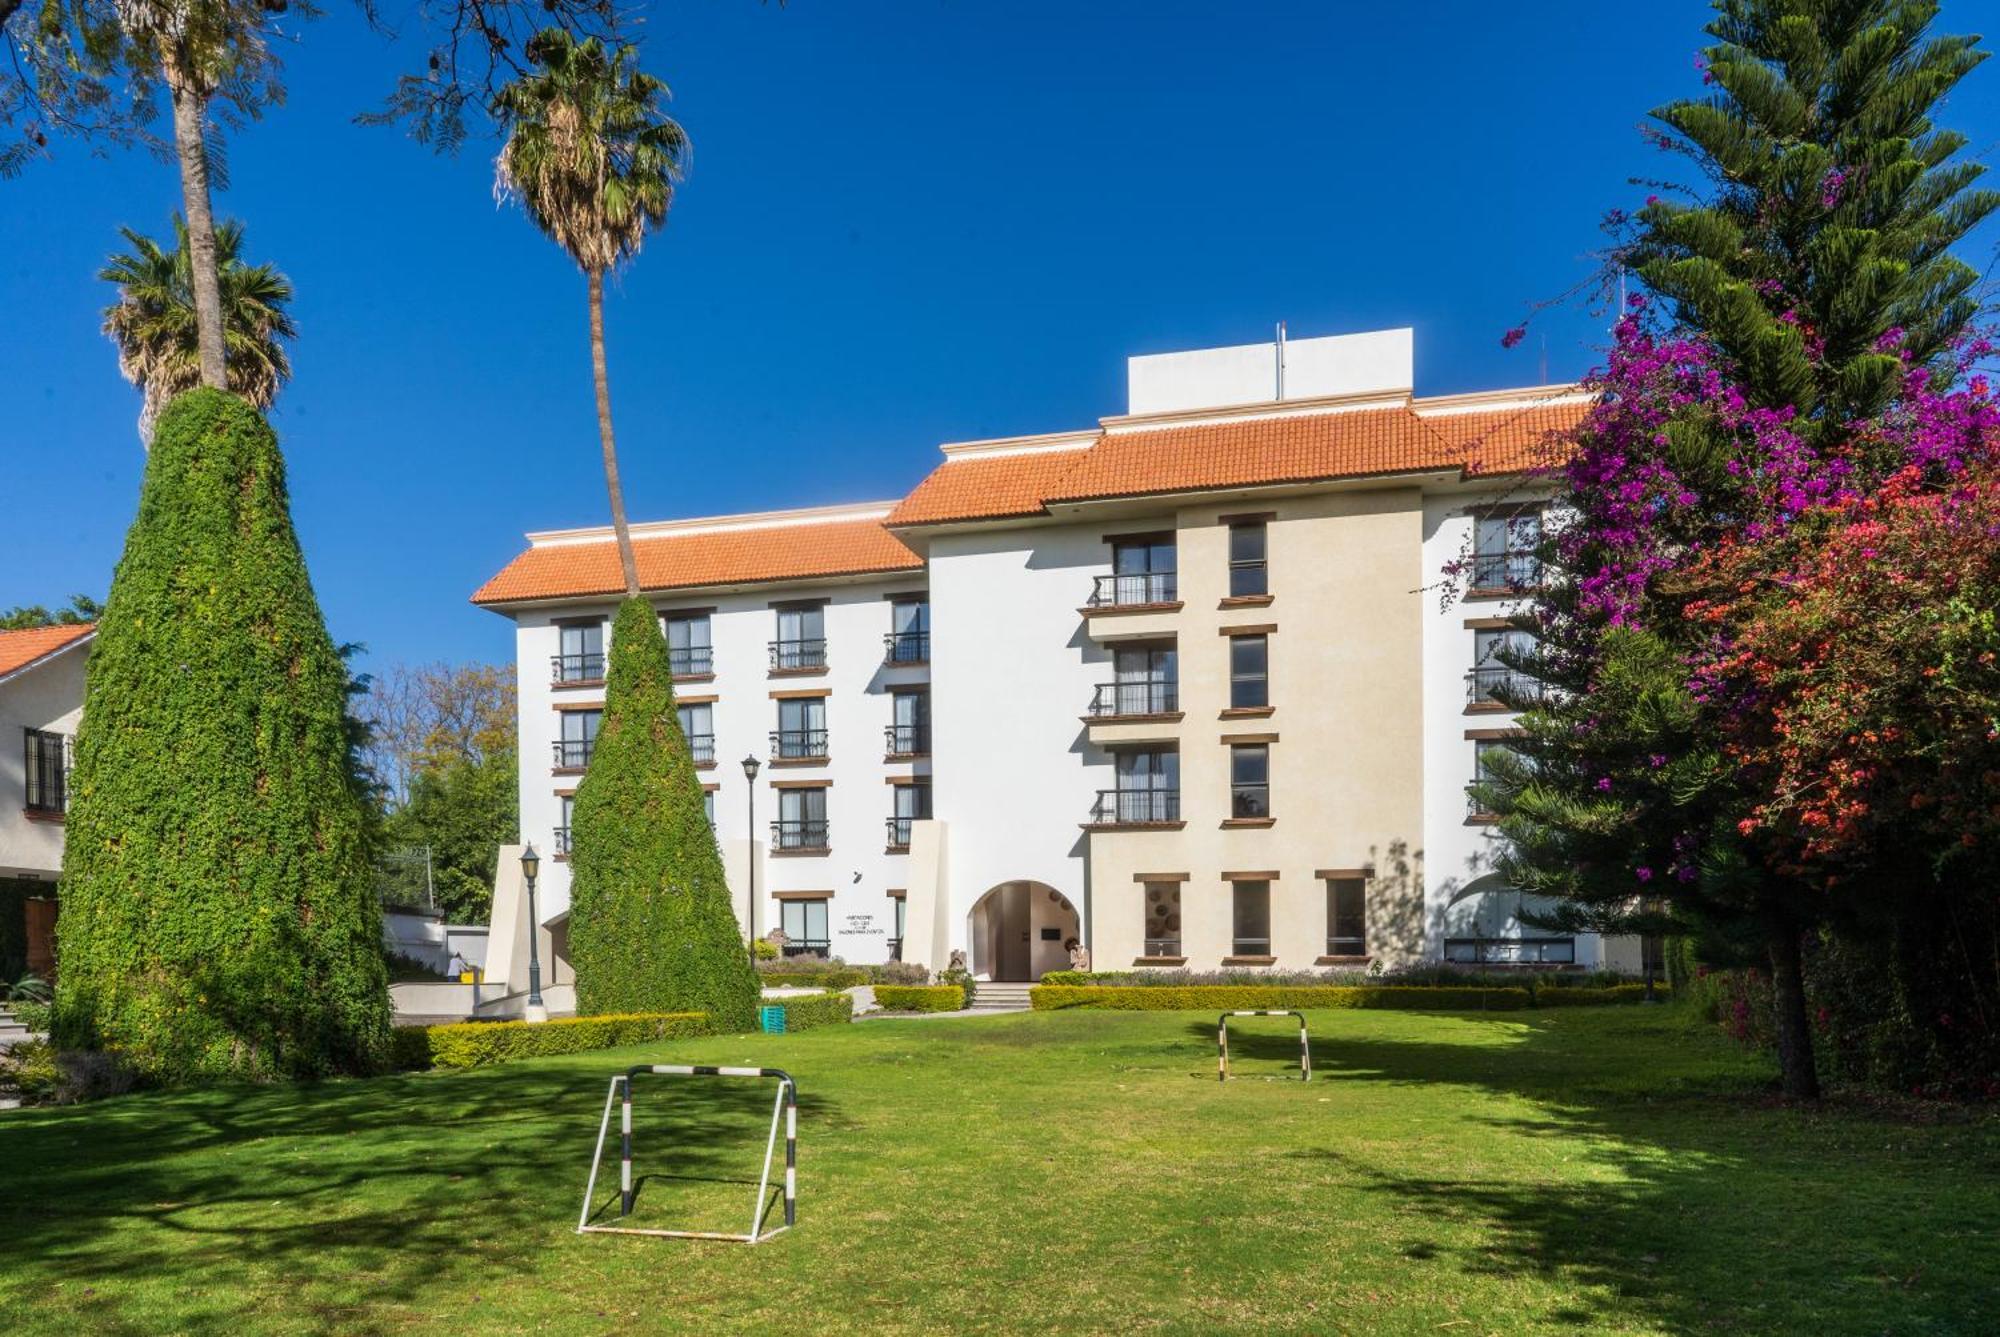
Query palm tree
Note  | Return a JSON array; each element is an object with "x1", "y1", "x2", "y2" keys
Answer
[
  {"x1": 494, "y1": 28, "x2": 689, "y2": 596},
  {"x1": 101, "y1": 215, "x2": 296, "y2": 446}
]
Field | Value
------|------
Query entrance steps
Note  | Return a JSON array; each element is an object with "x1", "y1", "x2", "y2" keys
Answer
[
  {"x1": 968, "y1": 982, "x2": 1035, "y2": 1013},
  {"x1": 0, "y1": 1007, "x2": 38, "y2": 1048}
]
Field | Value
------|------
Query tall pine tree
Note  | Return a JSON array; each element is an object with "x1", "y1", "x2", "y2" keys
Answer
[{"x1": 1489, "y1": 0, "x2": 1997, "y2": 1100}]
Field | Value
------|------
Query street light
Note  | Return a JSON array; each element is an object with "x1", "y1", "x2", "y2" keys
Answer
[
  {"x1": 742, "y1": 755, "x2": 763, "y2": 964},
  {"x1": 520, "y1": 842, "x2": 546, "y2": 1023}
]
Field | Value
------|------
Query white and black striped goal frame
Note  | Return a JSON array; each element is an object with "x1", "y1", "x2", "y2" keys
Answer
[
  {"x1": 576, "y1": 1064, "x2": 798, "y2": 1243},
  {"x1": 1217, "y1": 1010, "x2": 1312, "y2": 1082}
]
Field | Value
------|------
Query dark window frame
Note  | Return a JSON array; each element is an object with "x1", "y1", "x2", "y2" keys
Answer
[
  {"x1": 1228, "y1": 521, "x2": 1268, "y2": 598},
  {"x1": 1229, "y1": 635, "x2": 1269, "y2": 710},
  {"x1": 1229, "y1": 743, "x2": 1270, "y2": 819}
]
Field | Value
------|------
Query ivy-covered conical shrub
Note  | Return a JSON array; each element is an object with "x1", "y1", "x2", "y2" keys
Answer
[
  {"x1": 54, "y1": 389, "x2": 391, "y2": 1081},
  {"x1": 568, "y1": 596, "x2": 758, "y2": 1028}
]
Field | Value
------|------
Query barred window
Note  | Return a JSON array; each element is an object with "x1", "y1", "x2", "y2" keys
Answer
[{"x1": 23, "y1": 728, "x2": 68, "y2": 815}]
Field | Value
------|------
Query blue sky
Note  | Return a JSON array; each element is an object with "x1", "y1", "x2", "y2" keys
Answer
[{"x1": 6, "y1": 1, "x2": 1998, "y2": 670}]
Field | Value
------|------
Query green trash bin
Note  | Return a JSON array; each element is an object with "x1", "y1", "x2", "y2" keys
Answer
[{"x1": 759, "y1": 1005, "x2": 787, "y2": 1034}]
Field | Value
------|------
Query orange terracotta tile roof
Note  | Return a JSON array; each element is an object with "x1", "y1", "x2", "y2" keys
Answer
[
  {"x1": 888, "y1": 394, "x2": 1591, "y2": 526},
  {"x1": 0, "y1": 623, "x2": 95, "y2": 679},
  {"x1": 473, "y1": 515, "x2": 923, "y2": 606}
]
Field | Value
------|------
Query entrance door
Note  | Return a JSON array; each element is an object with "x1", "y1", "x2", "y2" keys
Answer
[{"x1": 24, "y1": 898, "x2": 57, "y2": 978}]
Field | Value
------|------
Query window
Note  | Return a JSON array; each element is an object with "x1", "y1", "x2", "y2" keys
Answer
[
  {"x1": 665, "y1": 613, "x2": 712, "y2": 677},
  {"x1": 1470, "y1": 627, "x2": 1538, "y2": 705},
  {"x1": 887, "y1": 689, "x2": 930, "y2": 755},
  {"x1": 703, "y1": 789, "x2": 716, "y2": 828},
  {"x1": 1098, "y1": 535, "x2": 1177, "y2": 606},
  {"x1": 888, "y1": 598, "x2": 929, "y2": 664},
  {"x1": 555, "y1": 710, "x2": 600, "y2": 769},
  {"x1": 1142, "y1": 881, "x2": 1182, "y2": 958},
  {"x1": 1102, "y1": 747, "x2": 1179, "y2": 823},
  {"x1": 892, "y1": 896, "x2": 907, "y2": 957},
  {"x1": 1231, "y1": 881, "x2": 1271, "y2": 957},
  {"x1": 1229, "y1": 635, "x2": 1269, "y2": 709},
  {"x1": 888, "y1": 780, "x2": 931, "y2": 848},
  {"x1": 1326, "y1": 877, "x2": 1367, "y2": 956},
  {"x1": 556, "y1": 794, "x2": 575, "y2": 854},
  {"x1": 1100, "y1": 643, "x2": 1176, "y2": 717},
  {"x1": 556, "y1": 621, "x2": 604, "y2": 682},
  {"x1": 1472, "y1": 509, "x2": 1543, "y2": 591},
  {"x1": 773, "y1": 605, "x2": 827, "y2": 670},
  {"x1": 23, "y1": 729, "x2": 67, "y2": 815},
  {"x1": 677, "y1": 702, "x2": 714, "y2": 764},
  {"x1": 775, "y1": 786, "x2": 828, "y2": 850},
  {"x1": 780, "y1": 898, "x2": 830, "y2": 957},
  {"x1": 1469, "y1": 739, "x2": 1512, "y2": 818},
  {"x1": 774, "y1": 697, "x2": 828, "y2": 759},
  {"x1": 1230, "y1": 744, "x2": 1270, "y2": 819},
  {"x1": 1228, "y1": 522, "x2": 1268, "y2": 598}
]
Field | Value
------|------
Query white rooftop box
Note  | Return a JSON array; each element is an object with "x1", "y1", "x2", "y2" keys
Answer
[{"x1": 1126, "y1": 326, "x2": 1414, "y2": 416}]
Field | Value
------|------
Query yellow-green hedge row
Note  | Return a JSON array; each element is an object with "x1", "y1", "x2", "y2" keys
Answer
[
  {"x1": 776, "y1": 992, "x2": 855, "y2": 1030},
  {"x1": 1030, "y1": 985, "x2": 1533, "y2": 1012},
  {"x1": 393, "y1": 1011, "x2": 714, "y2": 1071},
  {"x1": 1533, "y1": 983, "x2": 1669, "y2": 1006},
  {"x1": 873, "y1": 985, "x2": 966, "y2": 1013}
]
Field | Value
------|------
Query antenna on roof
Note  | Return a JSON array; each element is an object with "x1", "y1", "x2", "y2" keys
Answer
[{"x1": 1274, "y1": 320, "x2": 1287, "y2": 401}]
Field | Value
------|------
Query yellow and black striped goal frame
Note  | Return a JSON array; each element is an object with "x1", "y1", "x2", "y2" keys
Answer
[
  {"x1": 577, "y1": 1064, "x2": 798, "y2": 1243},
  {"x1": 1217, "y1": 1010, "x2": 1312, "y2": 1082}
]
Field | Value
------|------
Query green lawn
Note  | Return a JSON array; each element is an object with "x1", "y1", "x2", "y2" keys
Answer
[{"x1": 2, "y1": 1007, "x2": 1995, "y2": 1335}]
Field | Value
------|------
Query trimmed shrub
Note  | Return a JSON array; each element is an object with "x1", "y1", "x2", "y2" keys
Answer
[
  {"x1": 568, "y1": 599, "x2": 759, "y2": 1030},
  {"x1": 10, "y1": 1000, "x2": 51, "y2": 1033},
  {"x1": 393, "y1": 1010, "x2": 713, "y2": 1070},
  {"x1": 756, "y1": 959, "x2": 930, "y2": 987},
  {"x1": 1535, "y1": 984, "x2": 1667, "y2": 1006},
  {"x1": 778, "y1": 991, "x2": 854, "y2": 1030},
  {"x1": 55, "y1": 390, "x2": 392, "y2": 1082},
  {"x1": 760, "y1": 967, "x2": 870, "y2": 989},
  {"x1": 1030, "y1": 985, "x2": 1533, "y2": 1012},
  {"x1": 0, "y1": 1042, "x2": 137, "y2": 1105},
  {"x1": 873, "y1": 985, "x2": 965, "y2": 1013}
]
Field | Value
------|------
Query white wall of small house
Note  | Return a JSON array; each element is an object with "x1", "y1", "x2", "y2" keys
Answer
[
  {"x1": 511, "y1": 574, "x2": 928, "y2": 964},
  {"x1": 0, "y1": 647, "x2": 87, "y2": 880}
]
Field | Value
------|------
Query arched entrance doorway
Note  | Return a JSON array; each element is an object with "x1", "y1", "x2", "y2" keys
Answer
[{"x1": 968, "y1": 881, "x2": 1080, "y2": 982}]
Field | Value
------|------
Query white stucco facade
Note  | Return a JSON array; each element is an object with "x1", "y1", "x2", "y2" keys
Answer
[{"x1": 0, "y1": 631, "x2": 88, "y2": 883}]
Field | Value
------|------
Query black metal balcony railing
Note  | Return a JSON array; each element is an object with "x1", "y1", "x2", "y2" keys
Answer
[
  {"x1": 770, "y1": 638, "x2": 828, "y2": 671},
  {"x1": 1090, "y1": 788, "x2": 1181, "y2": 825},
  {"x1": 553, "y1": 825, "x2": 572, "y2": 855},
  {"x1": 551, "y1": 651, "x2": 604, "y2": 682},
  {"x1": 1469, "y1": 550, "x2": 1542, "y2": 591},
  {"x1": 1088, "y1": 571, "x2": 1178, "y2": 608},
  {"x1": 782, "y1": 938, "x2": 832, "y2": 958},
  {"x1": 1231, "y1": 937, "x2": 1271, "y2": 957},
  {"x1": 685, "y1": 732, "x2": 715, "y2": 764},
  {"x1": 771, "y1": 728, "x2": 829, "y2": 760},
  {"x1": 1143, "y1": 937, "x2": 1182, "y2": 958},
  {"x1": 771, "y1": 818, "x2": 831, "y2": 851},
  {"x1": 552, "y1": 738, "x2": 595, "y2": 769},
  {"x1": 884, "y1": 723, "x2": 931, "y2": 756},
  {"x1": 884, "y1": 630, "x2": 930, "y2": 665},
  {"x1": 669, "y1": 646, "x2": 713, "y2": 677},
  {"x1": 1089, "y1": 678, "x2": 1179, "y2": 718},
  {"x1": 1466, "y1": 666, "x2": 1542, "y2": 706},
  {"x1": 1326, "y1": 935, "x2": 1366, "y2": 957},
  {"x1": 1444, "y1": 936, "x2": 1576, "y2": 965},
  {"x1": 887, "y1": 937, "x2": 903, "y2": 962},
  {"x1": 886, "y1": 815, "x2": 915, "y2": 848}
]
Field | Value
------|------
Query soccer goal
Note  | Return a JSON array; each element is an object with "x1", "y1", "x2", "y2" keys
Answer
[
  {"x1": 576, "y1": 1064, "x2": 798, "y2": 1244},
  {"x1": 1217, "y1": 1010, "x2": 1311, "y2": 1082}
]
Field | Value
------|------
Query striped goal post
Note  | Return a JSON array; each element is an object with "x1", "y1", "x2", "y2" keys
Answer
[
  {"x1": 576, "y1": 1064, "x2": 798, "y2": 1244},
  {"x1": 1217, "y1": 1010, "x2": 1312, "y2": 1083}
]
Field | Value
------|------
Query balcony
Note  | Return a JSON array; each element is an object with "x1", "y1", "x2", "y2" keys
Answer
[
  {"x1": 1466, "y1": 666, "x2": 1542, "y2": 708},
  {"x1": 1444, "y1": 936, "x2": 1576, "y2": 965},
  {"x1": 1087, "y1": 788, "x2": 1182, "y2": 828},
  {"x1": 884, "y1": 630, "x2": 930, "y2": 666},
  {"x1": 770, "y1": 638, "x2": 828, "y2": 672},
  {"x1": 552, "y1": 738, "x2": 594, "y2": 770},
  {"x1": 1089, "y1": 678, "x2": 1179, "y2": 719},
  {"x1": 771, "y1": 728, "x2": 829, "y2": 762},
  {"x1": 884, "y1": 723, "x2": 931, "y2": 758},
  {"x1": 771, "y1": 818, "x2": 830, "y2": 853},
  {"x1": 1468, "y1": 550, "x2": 1541, "y2": 593},
  {"x1": 554, "y1": 825, "x2": 572, "y2": 856},
  {"x1": 1087, "y1": 571, "x2": 1179, "y2": 609},
  {"x1": 885, "y1": 815, "x2": 915, "y2": 849},
  {"x1": 686, "y1": 732, "x2": 715, "y2": 765},
  {"x1": 551, "y1": 651, "x2": 604, "y2": 684},
  {"x1": 669, "y1": 646, "x2": 714, "y2": 677}
]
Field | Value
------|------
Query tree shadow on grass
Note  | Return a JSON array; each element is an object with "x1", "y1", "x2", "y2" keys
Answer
[
  {"x1": 0, "y1": 1053, "x2": 843, "y2": 1335},
  {"x1": 1182, "y1": 1013, "x2": 2000, "y2": 1333}
]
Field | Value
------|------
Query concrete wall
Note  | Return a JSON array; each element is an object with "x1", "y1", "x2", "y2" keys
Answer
[
  {"x1": 0, "y1": 643, "x2": 86, "y2": 881},
  {"x1": 1126, "y1": 328, "x2": 1414, "y2": 415}
]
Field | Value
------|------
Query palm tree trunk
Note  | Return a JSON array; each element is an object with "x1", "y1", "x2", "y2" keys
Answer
[
  {"x1": 588, "y1": 267, "x2": 641, "y2": 597},
  {"x1": 1767, "y1": 909, "x2": 1821, "y2": 1101},
  {"x1": 164, "y1": 54, "x2": 229, "y2": 392}
]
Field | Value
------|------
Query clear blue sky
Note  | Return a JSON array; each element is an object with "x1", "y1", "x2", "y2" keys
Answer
[{"x1": 6, "y1": 1, "x2": 1998, "y2": 671}]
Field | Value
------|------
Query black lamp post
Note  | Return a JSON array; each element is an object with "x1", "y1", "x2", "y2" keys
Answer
[
  {"x1": 520, "y1": 842, "x2": 546, "y2": 1023},
  {"x1": 742, "y1": 754, "x2": 762, "y2": 963}
]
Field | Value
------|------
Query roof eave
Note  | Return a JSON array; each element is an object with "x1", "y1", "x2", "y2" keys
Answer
[{"x1": 0, "y1": 628, "x2": 96, "y2": 687}]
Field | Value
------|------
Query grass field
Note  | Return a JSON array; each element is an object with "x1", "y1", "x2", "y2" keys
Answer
[{"x1": 2, "y1": 1006, "x2": 1996, "y2": 1335}]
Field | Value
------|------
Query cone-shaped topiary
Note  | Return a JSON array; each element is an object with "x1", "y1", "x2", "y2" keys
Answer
[
  {"x1": 567, "y1": 596, "x2": 758, "y2": 1028},
  {"x1": 54, "y1": 389, "x2": 392, "y2": 1081}
]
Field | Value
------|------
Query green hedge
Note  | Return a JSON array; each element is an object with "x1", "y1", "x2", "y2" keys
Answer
[
  {"x1": 761, "y1": 968, "x2": 870, "y2": 989},
  {"x1": 1030, "y1": 985, "x2": 1533, "y2": 1012},
  {"x1": 392, "y1": 1011, "x2": 713, "y2": 1070},
  {"x1": 1533, "y1": 983, "x2": 1668, "y2": 1006},
  {"x1": 777, "y1": 992, "x2": 853, "y2": 1030},
  {"x1": 873, "y1": 985, "x2": 965, "y2": 1013}
]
